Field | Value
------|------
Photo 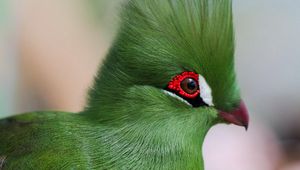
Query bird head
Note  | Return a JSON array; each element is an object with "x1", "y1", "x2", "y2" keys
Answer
[{"x1": 85, "y1": 0, "x2": 249, "y2": 134}]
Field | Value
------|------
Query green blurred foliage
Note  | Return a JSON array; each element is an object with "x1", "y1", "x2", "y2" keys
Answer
[
  {"x1": 0, "y1": 0, "x2": 8, "y2": 27},
  {"x1": 0, "y1": 0, "x2": 13, "y2": 117},
  {"x1": 86, "y1": 0, "x2": 124, "y2": 36}
]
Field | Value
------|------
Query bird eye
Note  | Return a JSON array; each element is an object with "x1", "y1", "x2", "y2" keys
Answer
[
  {"x1": 181, "y1": 78, "x2": 198, "y2": 94},
  {"x1": 166, "y1": 71, "x2": 200, "y2": 99},
  {"x1": 164, "y1": 71, "x2": 213, "y2": 107}
]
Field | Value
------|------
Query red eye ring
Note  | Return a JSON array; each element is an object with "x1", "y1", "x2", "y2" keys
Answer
[{"x1": 167, "y1": 72, "x2": 200, "y2": 98}]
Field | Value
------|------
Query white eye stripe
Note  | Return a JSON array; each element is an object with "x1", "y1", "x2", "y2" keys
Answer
[
  {"x1": 162, "y1": 90, "x2": 192, "y2": 107},
  {"x1": 198, "y1": 75, "x2": 214, "y2": 106}
]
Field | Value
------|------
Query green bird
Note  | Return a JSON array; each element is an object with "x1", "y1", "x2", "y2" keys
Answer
[{"x1": 0, "y1": 0, "x2": 249, "y2": 169}]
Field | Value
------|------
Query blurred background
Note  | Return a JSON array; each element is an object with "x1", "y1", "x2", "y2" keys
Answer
[{"x1": 1, "y1": 0, "x2": 299, "y2": 169}]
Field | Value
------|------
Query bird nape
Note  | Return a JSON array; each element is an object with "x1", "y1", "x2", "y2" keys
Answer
[{"x1": 0, "y1": 0, "x2": 249, "y2": 169}]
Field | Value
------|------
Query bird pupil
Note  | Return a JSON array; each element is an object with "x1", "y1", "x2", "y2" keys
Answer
[{"x1": 187, "y1": 79, "x2": 196, "y2": 90}]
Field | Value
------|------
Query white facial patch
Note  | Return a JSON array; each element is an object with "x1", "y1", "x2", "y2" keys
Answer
[{"x1": 199, "y1": 75, "x2": 214, "y2": 106}]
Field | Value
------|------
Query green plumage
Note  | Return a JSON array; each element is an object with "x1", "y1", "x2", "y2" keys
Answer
[{"x1": 0, "y1": 0, "x2": 240, "y2": 169}]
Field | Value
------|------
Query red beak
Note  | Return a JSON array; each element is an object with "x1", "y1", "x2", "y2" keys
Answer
[{"x1": 219, "y1": 101, "x2": 249, "y2": 130}]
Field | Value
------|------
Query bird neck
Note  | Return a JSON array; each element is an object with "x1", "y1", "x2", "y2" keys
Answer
[{"x1": 85, "y1": 121, "x2": 208, "y2": 170}]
